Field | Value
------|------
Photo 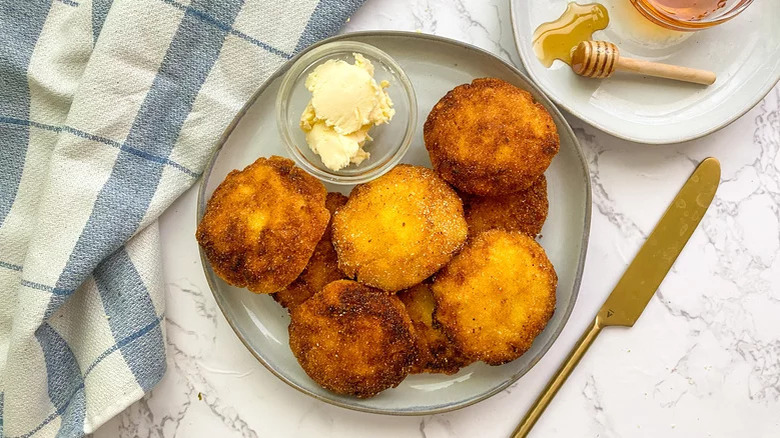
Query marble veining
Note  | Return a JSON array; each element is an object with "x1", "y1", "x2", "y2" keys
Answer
[{"x1": 95, "y1": 1, "x2": 780, "y2": 437}]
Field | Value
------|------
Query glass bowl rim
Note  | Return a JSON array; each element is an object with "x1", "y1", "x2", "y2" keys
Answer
[{"x1": 629, "y1": 0, "x2": 755, "y2": 31}]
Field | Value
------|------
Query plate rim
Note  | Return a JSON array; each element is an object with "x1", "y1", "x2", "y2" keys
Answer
[
  {"x1": 195, "y1": 30, "x2": 592, "y2": 416},
  {"x1": 509, "y1": 0, "x2": 780, "y2": 145}
]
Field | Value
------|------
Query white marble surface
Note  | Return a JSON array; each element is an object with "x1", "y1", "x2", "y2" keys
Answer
[{"x1": 95, "y1": 1, "x2": 780, "y2": 437}]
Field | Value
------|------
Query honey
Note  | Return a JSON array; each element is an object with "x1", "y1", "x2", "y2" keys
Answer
[
  {"x1": 532, "y1": 2, "x2": 610, "y2": 68},
  {"x1": 636, "y1": 0, "x2": 727, "y2": 21}
]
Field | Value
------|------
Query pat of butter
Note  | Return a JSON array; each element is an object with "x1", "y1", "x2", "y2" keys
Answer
[{"x1": 300, "y1": 53, "x2": 394, "y2": 171}]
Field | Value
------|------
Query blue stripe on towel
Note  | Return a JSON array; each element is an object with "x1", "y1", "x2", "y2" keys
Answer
[
  {"x1": 0, "y1": 0, "x2": 53, "y2": 228},
  {"x1": 50, "y1": 0, "x2": 243, "y2": 296},
  {"x1": 108, "y1": 0, "x2": 248, "y2": 160},
  {"x1": 0, "y1": 117, "x2": 200, "y2": 177},
  {"x1": 83, "y1": 314, "x2": 163, "y2": 377},
  {"x1": 21, "y1": 279, "x2": 72, "y2": 295},
  {"x1": 11, "y1": 313, "x2": 164, "y2": 438},
  {"x1": 94, "y1": 248, "x2": 165, "y2": 391},
  {"x1": 0, "y1": 116, "x2": 63, "y2": 133},
  {"x1": 158, "y1": 0, "x2": 293, "y2": 59},
  {"x1": 34, "y1": 324, "x2": 86, "y2": 438},
  {"x1": 92, "y1": 0, "x2": 112, "y2": 42},
  {"x1": 35, "y1": 2, "x2": 245, "y2": 418},
  {"x1": 0, "y1": 392, "x2": 4, "y2": 436},
  {"x1": 294, "y1": 0, "x2": 364, "y2": 54},
  {"x1": 0, "y1": 260, "x2": 23, "y2": 271},
  {"x1": 61, "y1": 126, "x2": 200, "y2": 178}
]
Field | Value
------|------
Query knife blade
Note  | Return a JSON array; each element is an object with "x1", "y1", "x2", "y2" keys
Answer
[
  {"x1": 597, "y1": 156, "x2": 720, "y2": 327},
  {"x1": 512, "y1": 157, "x2": 721, "y2": 438}
]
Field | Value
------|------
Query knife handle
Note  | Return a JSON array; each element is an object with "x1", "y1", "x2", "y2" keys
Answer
[{"x1": 511, "y1": 317, "x2": 604, "y2": 438}]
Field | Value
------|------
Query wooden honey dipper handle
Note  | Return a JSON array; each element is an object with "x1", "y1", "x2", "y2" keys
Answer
[{"x1": 571, "y1": 40, "x2": 716, "y2": 86}]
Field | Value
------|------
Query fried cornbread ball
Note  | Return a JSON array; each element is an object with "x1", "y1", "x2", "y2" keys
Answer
[
  {"x1": 331, "y1": 164, "x2": 468, "y2": 292},
  {"x1": 196, "y1": 156, "x2": 329, "y2": 294},
  {"x1": 424, "y1": 77, "x2": 559, "y2": 196},
  {"x1": 398, "y1": 282, "x2": 472, "y2": 375},
  {"x1": 289, "y1": 280, "x2": 417, "y2": 398},
  {"x1": 462, "y1": 175, "x2": 549, "y2": 237},
  {"x1": 431, "y1": 230, "x2": 557, "y2": 365},
  {"x1": 274, "y1": 192, "x2": 348, "y2": 310}
]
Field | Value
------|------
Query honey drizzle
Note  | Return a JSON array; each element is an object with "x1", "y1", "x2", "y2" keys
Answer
[{"x1": 532, "y1": 2, "x2": 610, "y2": 68}]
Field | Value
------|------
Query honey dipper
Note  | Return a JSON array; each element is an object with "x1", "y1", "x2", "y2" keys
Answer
[{"x1": 570, "y1": 41, "x2": 716, "y2": 86}]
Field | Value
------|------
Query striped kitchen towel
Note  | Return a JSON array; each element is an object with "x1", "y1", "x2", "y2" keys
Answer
[{"x1": 0, "y1": 0, "x2": 364, "y2": 436}]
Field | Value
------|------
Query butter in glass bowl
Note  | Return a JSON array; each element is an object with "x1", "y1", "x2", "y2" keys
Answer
[{"x1": 277, "y1": 41, "x2": 416, "y2": 185}]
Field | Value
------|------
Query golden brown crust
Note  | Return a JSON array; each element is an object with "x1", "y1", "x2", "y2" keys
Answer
[
  {"x1": 431, "y1": 230, "x2": 557, "y2": 365},
  {"x1": 398, "y1": 282, "x2": 472, "y2": 375},
  {"x1": 288, "y1": 280, "x2": 418, "y2": 398},
  {"x1": 424, "y1": 78, "x2": 559, "y2": 196},
  {"x1": 462, "y1": 175, "x2": 549, "y2": 237},
  {"x1": 332, "y1": 165, "x2": 468, "y2": 292},
  {"x1": 196, "y1": 156, "x2": 329, "y2": 294},
  {"x1": 273, "y1": 193, "x2": 349, "y2": 310}
]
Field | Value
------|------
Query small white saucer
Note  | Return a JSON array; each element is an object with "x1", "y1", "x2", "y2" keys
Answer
[{"x1": 510, "y1": 0, "x2": 780, "y2": 144}]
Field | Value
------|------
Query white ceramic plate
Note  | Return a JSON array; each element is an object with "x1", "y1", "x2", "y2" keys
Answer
[
  {"x1": 197, "y1": 32, "x2": 591, "y2": 415},
  {"x1": 510, "y1": 0, "x2": 780, "y2": 144}
]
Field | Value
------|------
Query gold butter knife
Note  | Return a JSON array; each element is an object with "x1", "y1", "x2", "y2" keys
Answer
[{"x1": 512, "y1": 157, "x2": 721, "y2": 438}]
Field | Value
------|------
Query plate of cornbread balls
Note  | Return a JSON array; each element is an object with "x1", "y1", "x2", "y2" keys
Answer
[{"x1": 196, "y1": 32, "x2": 591, "y2": 415}]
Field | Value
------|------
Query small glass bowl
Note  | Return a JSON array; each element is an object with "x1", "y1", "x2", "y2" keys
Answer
[
  {"x1": 276, "y1": 41, "x2": 417, "y2": 185},
  {"x1": 629, "y1": 0, "x2": 754, "y2": 31}
]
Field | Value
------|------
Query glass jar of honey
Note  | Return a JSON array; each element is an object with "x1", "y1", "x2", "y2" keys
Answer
[{"x1": 629, "y1": 0, "x2": 754, "y2": 31}]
